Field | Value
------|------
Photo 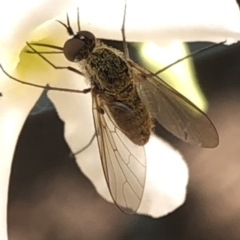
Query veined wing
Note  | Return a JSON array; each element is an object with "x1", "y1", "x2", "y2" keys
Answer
[
  {"x1": 130, "y1": 61, "x2": 219, "y2": 148},
  {"x1": 92, "y1": 92, "x2": 146, "y2": 213}
]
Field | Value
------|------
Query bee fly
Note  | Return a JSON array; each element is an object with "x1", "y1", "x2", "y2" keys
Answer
[{"x1": 0, "y1": 5, "x2": 221, "y2": 214}]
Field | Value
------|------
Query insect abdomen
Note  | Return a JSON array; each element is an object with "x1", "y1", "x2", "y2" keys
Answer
[{"x1": 100, "y1": 88, "x2": 152, "y2": 146}]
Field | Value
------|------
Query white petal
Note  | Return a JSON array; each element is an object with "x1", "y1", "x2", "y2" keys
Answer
[
  {"x1": 71, "y1": 0, "x2": 240, "y2": 44},
  {"x1": 47, "y1": 72, "x2": 112, "y2": 198},
  {"x1": 139, "y1": 135, "x2": 188, "y2": 217}
]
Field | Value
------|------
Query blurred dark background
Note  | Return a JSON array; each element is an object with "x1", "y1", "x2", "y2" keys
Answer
[{"x1": 7, "y1": 40, "x2": 240, "y2": 240}]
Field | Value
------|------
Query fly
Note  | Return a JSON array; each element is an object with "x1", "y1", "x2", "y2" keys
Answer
[{"x1": 0, "y1": 5, "x2": 221, "y2": 214}]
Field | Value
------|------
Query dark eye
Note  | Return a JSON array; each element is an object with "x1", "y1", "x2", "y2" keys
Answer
[{"x1": 63, "y1": 31, "x2": 96, "y2": 62}]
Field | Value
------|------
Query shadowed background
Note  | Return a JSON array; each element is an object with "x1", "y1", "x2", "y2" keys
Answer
[{"x1": 7, "y1": 41, "x2": 240, "y2": 240}]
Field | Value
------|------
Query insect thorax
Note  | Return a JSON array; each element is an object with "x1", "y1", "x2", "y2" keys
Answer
[{"x1": 81, "y1": 42, "x2": 132, "y2": 93}]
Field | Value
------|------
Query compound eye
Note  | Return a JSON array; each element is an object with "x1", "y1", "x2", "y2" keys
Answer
[
  {"x1": 79, "y1": 31, "x2": 95, "y2": 51},
  {"x1": 63, "y1": 38, "x2": 85, "y2": 62},
  {"x1": 80, "y1": 31, "x2": 95, "y2": 42}
]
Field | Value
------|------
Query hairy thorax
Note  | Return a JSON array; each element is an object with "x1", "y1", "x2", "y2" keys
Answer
[{"x1": 79, "y1": 42, "x2": 153, "y2": 145}]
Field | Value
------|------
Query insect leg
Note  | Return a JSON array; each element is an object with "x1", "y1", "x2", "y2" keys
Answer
[
  {"x1": 25, "y1": 43, "x2": 63, "y2": 54},
  {"x1": 77, "y1": 7, "x2": 81, "y2": 32},
  {"x1": 0, "y1": 64, "x2": 91, "y2": 94},
  {"x1": 26, "y1": 50, "x2": 63, "y2": 54},
  {"x1": 153, "y1": 41, "x2": 226, "y2": 76},
  {"x1": 26, "y1": 42, "x2": 83, "y2": 76},
  {"x1": 70, "y1": 131, "x2": 96, "y2": 157},
  {"x1": 26, "y1": 42, "x2": 63, "y2": 50},
  {"x1": 121, "y1": 2, "x2": 130, "y2": 60}
]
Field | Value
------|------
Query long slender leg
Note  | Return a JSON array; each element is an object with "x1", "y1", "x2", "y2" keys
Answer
[
  {"x1": 26, "y1": 51, "x2": 63, "y2": 54},
  {"x1": 153, "y1": 41, "x2": 226, "y2": 76},
  {"x1": 77, "y1": 7, "x2": 81, "y2": 32},
  {"x1": 70, "y1": 131, "x2": 96, "y2": 157},
  {"x1": 121, "y1": 2, "x2": 130, "y2": 60},
  {"x1": 26, "y1": 42, "x2": 83, "y2": 75},
  {"x1": 0, "y1": 64, "x2": 91, "y2": 94},
  {"x1": 27, "y1": 42, "x2": 63, "y2": 50},
  {"x1": 119, "y1": 1, "x2": 225, "y2": 78}
]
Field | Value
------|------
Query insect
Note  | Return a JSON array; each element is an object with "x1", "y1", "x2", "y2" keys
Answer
[{"x1": 0, "y1": 5, "x2": 221, "y2": 214}]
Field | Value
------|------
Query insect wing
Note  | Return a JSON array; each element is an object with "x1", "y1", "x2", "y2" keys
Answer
[
  {"x1": 92, "y1": 93, "x2": 146, "y2": 213},
  {"x1": 130, "y1": 62, "x2": 219, "y2": 148}
]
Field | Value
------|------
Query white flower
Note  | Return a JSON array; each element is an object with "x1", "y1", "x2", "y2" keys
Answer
[{"x1": 0, "y1": 0, "x2": 240, "y2": 239}]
